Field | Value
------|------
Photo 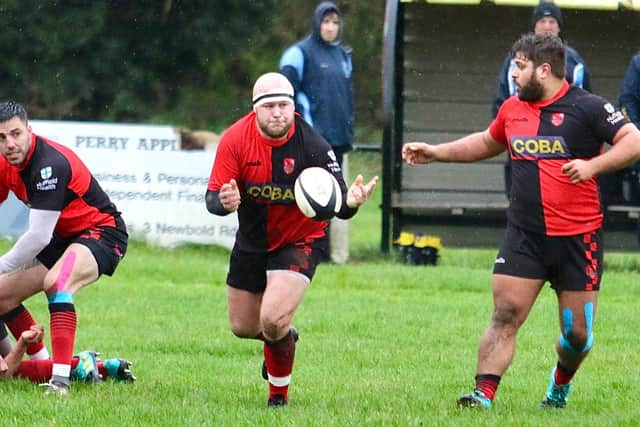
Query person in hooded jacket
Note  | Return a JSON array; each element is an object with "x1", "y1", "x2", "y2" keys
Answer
[
  {"x1": 279, "y1": 1, "x2": 354, "y2": 167},
  {"x1": 280, "y1": 2, "x2": 355, "y2": 264}
]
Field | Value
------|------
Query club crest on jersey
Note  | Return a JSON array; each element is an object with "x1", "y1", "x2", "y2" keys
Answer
[
  {"x1": 283, "y1": 157, "x2": 295, "y2": 175},
  {"x1": 509, "y1": 136, "x2": 570, "y2": 159},
  {"x1": 551, "y1": 112, "x2": 564, "y2": 127},
  {"x1": 40, "y1": 166, "x2": 52, "y2": 179}
]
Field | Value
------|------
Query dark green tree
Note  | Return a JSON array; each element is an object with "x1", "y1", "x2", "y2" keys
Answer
[{"x1": 0, "y1": 1, "x2": 383, "y2": 137}]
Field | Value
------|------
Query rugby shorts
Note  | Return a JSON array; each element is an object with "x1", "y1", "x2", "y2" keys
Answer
[
  {"x1": 227, "y1": 237, "x2": 325, "y2": 294},
  {"x1": 493, "y1": 223, "x2": 602, "y2": 291},
  {"x1": 37, "y1": 224, "x2": 128, "y2": 277}
]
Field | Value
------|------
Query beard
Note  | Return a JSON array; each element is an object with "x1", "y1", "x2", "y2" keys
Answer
[
  {"x1": 257, "y1": 119, "x2": 291, "y2": 139},
  {"x1": 517, "y1": 74, "x2": 544, "y2": 102}
]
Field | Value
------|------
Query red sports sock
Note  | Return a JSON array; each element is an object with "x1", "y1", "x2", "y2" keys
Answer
[
  {"x1": 554, "y1": 362, "x2": 576, "y2": 385},
  {"x1": 97, "y1": 361, "x2": 108, "y2": 379},
  {"x1": 17, "y1": 358, "x2": 80, "y2": 383},
  {"x1": 263, "y1": 331, "x2": 296, "y2": 402},
  {"x1": 49, "y1": 304, "x2": 77, "y2": 368},
  {"x1": 475, "y1": 374, "x2": 501, "y2": 400},
  {"x1": 3, "y1": 305, "x2": 47, "y2": 357}
]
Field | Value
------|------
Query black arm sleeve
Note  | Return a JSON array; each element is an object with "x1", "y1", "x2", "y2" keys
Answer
[
  {"x1": 205, "y1": 190, "x2": 231, "y2": 216},
  {"x1": 336, "y1": 202, "x2": 358, "y2": 220}
]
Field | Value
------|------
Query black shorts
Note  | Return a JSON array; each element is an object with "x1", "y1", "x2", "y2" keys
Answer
[
  {"x1": 36, "y1": 225, "x2": 128, "y2": 277},
  {"x1": 227, "y1": 238, "x2": 325, "y2": 294},
  {"x1": 493, "y1": 224, "x2": 603, "y2": 291}
]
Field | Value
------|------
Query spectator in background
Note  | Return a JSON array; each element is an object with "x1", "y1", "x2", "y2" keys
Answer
[
  {"x1": 619, "y1": 53, "x2": 640, "y2": 126},
  {"x1": 280, "y1": 1, "x2": 354, "y2": 264},
  {"x1": 493, "y1": 1, "x2": 591, "y2": 199},
  {"x1": 617, "y1": 53, "x2": 640, "y2": 205},
  {"x1": 280, "y1": 1, "x2": 354, "y2": 166}
]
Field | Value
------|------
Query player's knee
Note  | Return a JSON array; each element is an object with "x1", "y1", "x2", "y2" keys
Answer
[
  {"x1": 560, "y1": 330, "x2": 594, "y2": 353},
  {"x1": 228, "y1": 319, "x2": 258, "y2": 339},
  {"x1": 560, "y1": 329, "x2": 593, "y2": 352},
  {"x1": 260, "y1": 313, "x2": 288, "y2": 339},
  {"x1": 491, "y1": 304, "x2": 520, "y2": 328},
  {"x1": 559, "y1": 303, "x2": 594, "y2": 353}
]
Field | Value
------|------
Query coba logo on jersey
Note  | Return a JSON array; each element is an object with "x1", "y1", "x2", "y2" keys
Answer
[
  {"x1": 36, "y1": 166, "x2": 58, "y2": 191},
  {"x1": 551, "y1": 112, "x2": 564, "y2": 127},
  {"x1": 245, "y1": 182, "x2": 295, "y2": 204},
  {"x1": 509, "y1": 136, "x2": 570, "y2": 159},
  {"x1": 283, "y1": 157, "x2": 295, "y2": 175}
]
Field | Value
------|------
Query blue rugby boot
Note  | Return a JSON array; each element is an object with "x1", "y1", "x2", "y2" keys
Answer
[
  {"x1": 71, "y1": 350, "x2": 101, "y2": 383},
  {"x1": 103, "y1": 358, "x2": 136, "y2": 382},
  {"x1": 457, "y1": 390, "x2": 492, "y2": 409},
  {"x1": 540, "y1": 368, "x2": 572, "y2": 408}
]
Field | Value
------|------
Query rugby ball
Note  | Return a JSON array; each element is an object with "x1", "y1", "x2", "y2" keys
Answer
[{"x1": 294, "y1": 167, "x2": 342, "y2": 220}]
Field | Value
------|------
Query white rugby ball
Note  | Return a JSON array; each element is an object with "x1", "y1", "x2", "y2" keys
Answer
[{"x1": 294, "y1": 167, "x2": 342, "y2": 220}]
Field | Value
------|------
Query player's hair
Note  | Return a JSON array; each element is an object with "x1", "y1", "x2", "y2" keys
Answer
[
  {"x1": 511, "y1": 33, "x2": 565, "y2": 79},
  {"x1": 0, "y1": 101, "x2": 28, "y2": 123}
]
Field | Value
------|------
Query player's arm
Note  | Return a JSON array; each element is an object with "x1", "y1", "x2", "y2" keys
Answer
[
  {"x1": 562, "y1": 123, "x2": 640, "y2": 184},
  {"x1": 403, "y1": 129, "x2": 505, "y2": 166},
  {"x1": 206, "y1": 179, "x2": 240, "y2": 215},
  {"x1": 205, "y1": 135, "x2": 241, "y2": 215},
  {"x1": 0, "y1": 325, "x2": 44, "y2": 379},
  {"x1": 0, "y1": 209, "x2": 60, "y2": 275}
]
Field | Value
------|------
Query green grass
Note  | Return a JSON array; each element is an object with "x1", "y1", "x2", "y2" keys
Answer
[{"x1": 0, "y1": 151, "x2": 639, "y2": 426}]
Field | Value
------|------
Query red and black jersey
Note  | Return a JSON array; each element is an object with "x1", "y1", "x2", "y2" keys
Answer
[
  {"x1": 0, "y1": 133, "x2": 124, "y2": 238},
  {"x1": 490, "y1": 81, "x2": 629, "y2": 236},
  {"x1": 208, "y1": 113, "x2": 349, "y2": 253}
]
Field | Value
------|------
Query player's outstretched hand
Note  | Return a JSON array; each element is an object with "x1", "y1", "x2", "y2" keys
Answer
[
  {"x1": 219, "y1": 178, "x2": 241, "y2": 212},
  {"x1": 402, "y1": 142, "x2": 437, "y2": 166},
  {"x1": 346, "y1": 174, "x2": 378, "y2": 208}
]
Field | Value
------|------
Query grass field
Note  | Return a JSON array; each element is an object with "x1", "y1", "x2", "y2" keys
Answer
[{"x1": 1, "y1": 151, "x2": 639, "y2": 426}]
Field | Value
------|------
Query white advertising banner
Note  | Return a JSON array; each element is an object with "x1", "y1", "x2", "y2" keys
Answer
[{"x1": 0, "y1": 120, "x2": 237, "y2": 249}]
